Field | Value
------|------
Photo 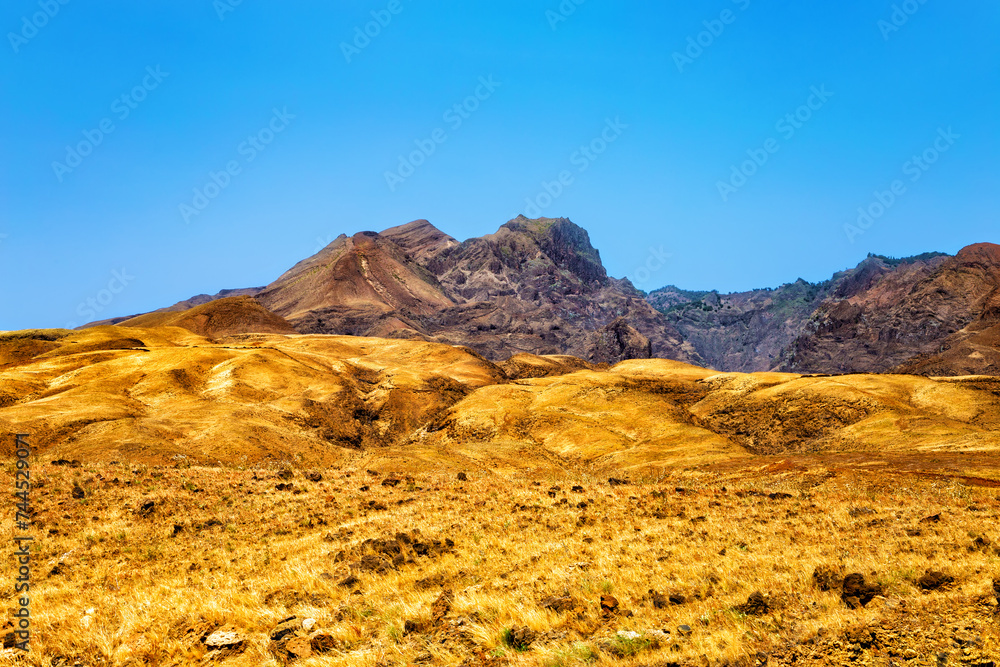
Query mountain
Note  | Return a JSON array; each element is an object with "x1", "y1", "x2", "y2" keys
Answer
[
  {"x1": 83, "y1": 287, "x2": 265, "y2": 328},
  {"x1": 779, "y1": 244, "x2": 1000, "y2": 374},
  {"x1": 254, "y1": 216, "x2": 695, "y2": 364},
  {"x1": 82, "y1": 214, "x2": 998, "y2": 376},
  {"x1": 644, "y1": 248, "x2": 1000, "y2": 376},
  {"x1": 115, "y1": 295, "x2": 295, "y2": 337},
  {"x1": 647, "y1": 278, "x2": 838, "y2": 373}
]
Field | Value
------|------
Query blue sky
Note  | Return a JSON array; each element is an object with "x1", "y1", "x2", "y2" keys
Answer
[{"x1": 2, "y1": 1, "x2": 998, "y2": 330}]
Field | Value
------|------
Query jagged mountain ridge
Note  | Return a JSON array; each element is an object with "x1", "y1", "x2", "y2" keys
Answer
[
  {"x1": 645, "y1": 247, "x2": 1000, "y2": 376},
  {"x1": 254, "y1": 216, "x2": 692, "y2": 364},
  {"x1": 780, "y1": 244, "x2": 1000, "y2": 375},
  {"x1": 85, "y1": 214, "x2": 998, "y2": 375}
]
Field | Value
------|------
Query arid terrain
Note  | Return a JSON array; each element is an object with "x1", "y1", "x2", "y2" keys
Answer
[
  {"x1": 1, "y1": 455, "x2": 998, "y2": 666},
  {"x1": 2, "y1": 324, "x2": 1000, "y2": 665}
]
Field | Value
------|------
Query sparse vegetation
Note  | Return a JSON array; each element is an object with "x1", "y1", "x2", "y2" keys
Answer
[{"x1": 5, "y1": 460, "x2": 999, "y2": 665}]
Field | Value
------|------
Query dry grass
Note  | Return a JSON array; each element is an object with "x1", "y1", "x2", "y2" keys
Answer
[
  {"x1": 3, "y1": 326, "x2": 1000, "y2": 664},
  {"x1": 3, "y1": 459, "x2": 998, "y2": 666}
]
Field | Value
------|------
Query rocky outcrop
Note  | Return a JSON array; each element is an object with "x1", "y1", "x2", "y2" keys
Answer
[
  {"x1": 779, "y1": 245, "x2": 1000, "y2": 374},
  {"x1": 648, "y1": 278, "x2": 837, "y2": 372},
  {"x1": 589, "y1": 318, "x2": 651, "y2": 364},
  {"x1": 256, "y1": 216, "x2": 694, "y2": 364},
  {"x1": 644, "y1": 248, "x2": 1000, "y2": 376}
]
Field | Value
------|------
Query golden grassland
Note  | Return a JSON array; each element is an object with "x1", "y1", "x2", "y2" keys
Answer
[
  {"x1": 2, "y1": 458, "x2": 998, "y2": 666},
  {"x1": 3, "y1": 326, "x2": 1000, "y2": 665}
]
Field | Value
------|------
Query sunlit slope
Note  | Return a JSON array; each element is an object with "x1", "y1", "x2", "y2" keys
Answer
[
  {"x1": 116, "y1": 295, "x2": 297, "y2": 337},
  {"x1": 403, "y1": 361, "x2": 1000, "y2": 472},
  {"x1": 2, "y1": 327, "x2": 999, "y2": 469},
  {"x1": 0, "y1": 326, "x2": 502, "y2": 464}
]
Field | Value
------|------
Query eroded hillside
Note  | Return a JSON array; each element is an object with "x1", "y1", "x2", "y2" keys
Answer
[{"x1": 3, "y1": 327, "x2": 1000, "y2": 471}]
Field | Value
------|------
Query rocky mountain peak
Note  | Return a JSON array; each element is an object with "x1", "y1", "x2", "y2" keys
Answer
[
  {"x1": 955, "y1": 242, "x2": 1000, "y2": 268},
  {"x1": 498, "y1": 216, "x2": 607, "y2": 285}
]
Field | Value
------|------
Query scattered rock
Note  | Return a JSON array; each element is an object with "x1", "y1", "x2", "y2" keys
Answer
[
  {"x1": 275, "y1": 483, "x2": 294, "y2": 491},
  {"x1": 917, "y1": 570, "x2": 954, "y2": 591},
  {"x1": 540, "y1": 595, "x2": 577, "y2": 613},
  {"x1": 171, "y1": 524, "x2": 184, "y2": 537},
  {"x1": 734, "y1": 591, "x2": 770, "y2": 616},
  {"x1": 919, "y1": 513, "x2": 941, "y2": 524},
  {"x1": 431, "y1": 589, "x2": 453, "y2": 624},
  {"x1": 608, "y1": 478, "x2": 629, "y2": 486},
  {"x1": 270, "y1": 617, "x2": 300, "y2": 642},
  {"x1": 285, "y1": 637, "x2": 312, "y2": 660},
  {"x1": 971, "y1": 535, "x2": 993, "y2": 552},
  {"x1": 457, "y1": 472, "x2": 468, "y2": 481},
  {"x1": 843, "y1": 627, "x2": 876, "y2": 648},
  {"x1": 571, "y1": 485, "x2": 584, "y2": 493},
  {"x1": 505, "y1": 626, "x2": 535, "y2": 650},
  {"x1": 204, "y1": 627, "x2": 245, "y2": 655},
  {"x1": 137, "y1": 500, "x2": 155, "y2": 517},
  {"x1": 812, "y1": 565, "x2": 842, "y2": 592},
  {"x1": 677, "y1": 624, "x2": 692, "y2": 636},
  {"x1": 302, "y1": 618, "x2": 316, "y2": 632},
  {"x1": 309, "y1": 631, "x2": 337, "y2": 653},
  {"x1": 600, "y1": 594, "x2": 619, "y2": 616},
  {"x1": 304, "y1": 471, "x2": 323, "y2": 482},
  {"x1": 381, "y1": 477, "x2": 401, "y2": 487},
  {"x1": 649, "y1": 590, "x2": 668, "y2": 609},
  {"x1": 71, "y1": 484, "x2": 85, "y2": 499},
  {"x1": 268, "y1": 615, "x2": 314, "y2": 661},
  {"x1": 841, "y1": 573, "x2": 882, "y2": 609},
  {"x1": 404, "y1": 619, "x2": 429, "y2": 635},
  {"x1": 668, "y1": 593, "x2": 687, "y2": 606},
  {"x1": 345, "y1": 530, "x2": 454, "y2": 575}
]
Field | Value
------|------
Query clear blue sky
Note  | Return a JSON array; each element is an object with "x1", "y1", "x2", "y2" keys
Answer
[{"x1": 2, "y1": 1, "x2": 998, "y2": 330}]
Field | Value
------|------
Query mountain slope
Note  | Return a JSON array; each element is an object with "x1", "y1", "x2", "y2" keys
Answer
[
  {"x1": 779, "y1": 244, "x2": 1000, "y2": 374},
  {"x1": 644, "y1": 250, "x2": 991, "y2": 375},
  {"x1": 83, "y1": 214, "x2": 998, "y2": 375},
  {"x1": 117, "y1": 295, "x2": 296, "y2": 338},
  {"x1": 256, "y1": 225, "x2": 455, "y2": 340},
  {"x1": 255, "y1": 216, "x2": 696, "y2": 364}
]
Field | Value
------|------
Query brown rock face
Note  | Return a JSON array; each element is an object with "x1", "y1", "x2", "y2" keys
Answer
[
  {"x1": 589, "y1": 317, "x2": 652, "y2": 364},
  {"x1": 779, "y1": 245, "x2": 1000, "y2": 374},
  {"x1": 252, "y1": 216, "x2": 693, "y2": 364},
  {"x1": 647, "y1": 245, "x2": 1000, "y2": 376}
]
